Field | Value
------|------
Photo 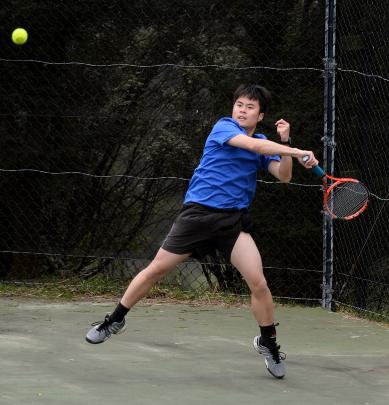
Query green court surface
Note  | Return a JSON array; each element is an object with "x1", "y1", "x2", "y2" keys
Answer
[{"x1": 0, "y1": 297, "x2": 388, "y2": 405}]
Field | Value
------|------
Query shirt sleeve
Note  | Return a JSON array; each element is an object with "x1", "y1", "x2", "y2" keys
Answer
[
  {"x1": 260, "y1": 154, "x2": 281, "y2": 172},
  {"x1": 209, "y1": 118, "x2": 246, "y2": 146}
]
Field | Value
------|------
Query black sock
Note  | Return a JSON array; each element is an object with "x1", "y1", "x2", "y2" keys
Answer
[
  {"x1": 108, "y1": 302, "x2": 129, "y2": 323},
  {"x1": 259, "y1": 323, "x2": 277, "y2": 346}
]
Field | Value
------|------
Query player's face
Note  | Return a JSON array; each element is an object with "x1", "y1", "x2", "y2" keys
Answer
[{"x1": 232, "y1": 96, "x2": 264, "y2": 133}]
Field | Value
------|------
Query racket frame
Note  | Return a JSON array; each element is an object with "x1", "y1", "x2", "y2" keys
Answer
[
  {"x1": 303, "y1": 157, "x2": 369, "y2": 220},
  {"x1": 323, "y1": 176, "x2": 369, "y2": 220}
]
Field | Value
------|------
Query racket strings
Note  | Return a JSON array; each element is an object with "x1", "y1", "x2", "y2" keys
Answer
[{"x1": 327, "y1": 181, "x2": 369, "y2": 218}]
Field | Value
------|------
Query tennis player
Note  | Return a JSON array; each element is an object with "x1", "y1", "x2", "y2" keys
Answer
[{"x1": 85, "y1": 84, "x2": 318, "y2": 379}]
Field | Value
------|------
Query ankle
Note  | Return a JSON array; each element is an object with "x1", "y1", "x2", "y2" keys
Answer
[
  {"x1": 108, "y1": 302, "x2": 129, "y2": 324},
  {"x1": 259, "y1": 323, "x2": 276, "y2": 339}
]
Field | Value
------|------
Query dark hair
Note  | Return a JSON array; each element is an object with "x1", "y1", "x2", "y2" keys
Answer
[{"x1": 233, "y1": 84, "x2": 272, "y2": 113}]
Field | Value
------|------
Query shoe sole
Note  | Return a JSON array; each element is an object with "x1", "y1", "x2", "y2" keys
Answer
[
  {"x1": 253, "y1": 337, "x2": 285, "y2": 379},
  {"x1": 85, "y1": 323, "x2": 127, "y2": 344}
]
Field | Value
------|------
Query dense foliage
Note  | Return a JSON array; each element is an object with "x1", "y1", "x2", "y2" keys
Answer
[{"x1": 0, "y1": 1, "x2": 324, "y2": 292}]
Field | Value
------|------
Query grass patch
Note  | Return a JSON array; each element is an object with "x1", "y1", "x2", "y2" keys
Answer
[
  {"x1": 334, "y1": 302, "x2": 389, "y2": 325},
  {"x1": 0, "y1": 275, "x2": 127, "y2": 301},
  {"x1": 0, "y1": 275, "x2": 250, "y2": 306}
]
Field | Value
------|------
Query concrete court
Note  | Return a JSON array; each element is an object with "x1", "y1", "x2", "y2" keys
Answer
[{"x1": 0, "y1": 297, "x2": 388, "y2": 405}]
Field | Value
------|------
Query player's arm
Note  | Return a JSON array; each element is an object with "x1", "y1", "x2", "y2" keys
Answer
[
  {"x1": 227, "y1": 135, "x2": 311, "y2": 160},
  {"x1": 227, "y1": 135, "x2": 318, "y2": 174},
  {"x1": 268, "y1": 159, "x2": 292, "y2": 183},
  {"x1": 269, "y1": 118, "x2": 293, "y2": 182}
]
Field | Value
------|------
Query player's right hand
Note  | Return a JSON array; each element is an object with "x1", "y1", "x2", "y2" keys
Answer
[{"x1": 297, "y1": 151, "x2": 318, "y2": 168}]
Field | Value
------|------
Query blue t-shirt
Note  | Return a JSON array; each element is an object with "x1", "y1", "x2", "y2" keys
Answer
[{"x1": 184, "y1": 117, "x2": 281, "y2": 209}]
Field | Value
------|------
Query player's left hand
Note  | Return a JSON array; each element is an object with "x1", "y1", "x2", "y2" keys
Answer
[{"x1": 275, "y1": 119, "x2": 290, "y2": 142}]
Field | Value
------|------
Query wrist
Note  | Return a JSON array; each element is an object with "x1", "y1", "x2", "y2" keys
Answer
[
  {"x1": 290, "y1": 148, "x2": 302, "y2": 158},
  {"x1": 280, "y1": 136, "x2": 291, "y2": 146}
]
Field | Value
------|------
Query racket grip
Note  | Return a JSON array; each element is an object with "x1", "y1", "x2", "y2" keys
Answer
[
  {"x1": 310, "y1": 165, "x2": 325, "y2": 178},
  {"x1": 302, "y1": 155, "x2": 325, "y2": 177}
]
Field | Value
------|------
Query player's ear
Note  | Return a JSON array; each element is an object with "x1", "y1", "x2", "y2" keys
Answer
[{"x1": 257, "y1": 113, "x2": 264, "y2": 122}]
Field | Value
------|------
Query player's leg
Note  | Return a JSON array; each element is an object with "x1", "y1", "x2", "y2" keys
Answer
[
  {"x1": 120, "y1": 248, "x2": 191, "y2": 309},
  {"x1": 230, "y1": 231, "x2": 273, "y2": 325},
  {"x1": 85, "y1": 248, "x2": 190, "y2": 344},
  {"x1": 230, "y1": 231, "x2": 285, "y2": 379}
]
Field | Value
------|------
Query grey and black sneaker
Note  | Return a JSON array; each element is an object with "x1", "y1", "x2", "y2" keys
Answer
[
  {"x1": 253, "y1": 336, "x2": 286, "y2": 379},
  {"x1": 85, "y1": 314, "x2": 127, "y2": 344}
]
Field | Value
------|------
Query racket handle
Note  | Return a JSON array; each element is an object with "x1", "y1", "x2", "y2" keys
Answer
[
  {"x1": 302, "y1": 155, "x2": 325, "y2": 178},
  {"x1": 310, "y1": 165, "x2": 326, "y2": 178}
]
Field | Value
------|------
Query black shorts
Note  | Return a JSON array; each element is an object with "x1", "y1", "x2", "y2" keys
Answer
[{"x1": 161, "y1": 203, "x2": 253, "y2": 260}]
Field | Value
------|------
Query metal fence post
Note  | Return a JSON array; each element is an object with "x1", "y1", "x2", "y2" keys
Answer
[{"x1": 322, "y1": 0, "x2": 337, "y2": 310}]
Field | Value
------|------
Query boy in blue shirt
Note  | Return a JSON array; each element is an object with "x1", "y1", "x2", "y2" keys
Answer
[{"x1": 86, "y1": 84, "x2": 318, "y2": 379}]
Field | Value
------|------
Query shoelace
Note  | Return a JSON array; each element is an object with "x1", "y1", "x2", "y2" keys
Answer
[
  {"x1": 92, "y1": 315, "x2": 111, "y2": 333},
  {"x1": 269, "y1": 345, "x2": 286, "y2": 363},
  {"x1": 263, "y1": 322, "x2": 285, "y2": 363}
]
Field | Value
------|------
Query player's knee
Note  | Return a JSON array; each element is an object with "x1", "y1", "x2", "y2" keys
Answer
[
  {"x1": 144, "y1": 259, "x2": 171, "y2": 282},
  {"x1": 250, "y1": 278, "x2": 269, "y2": 297}
]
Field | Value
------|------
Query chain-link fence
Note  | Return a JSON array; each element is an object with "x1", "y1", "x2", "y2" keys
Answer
[
  {"x1": 0, "y1": 1, "x2": 387, "y2": 318},
  {"x1": 334, "y1": 0, "x2": 389, "y2": 319}
]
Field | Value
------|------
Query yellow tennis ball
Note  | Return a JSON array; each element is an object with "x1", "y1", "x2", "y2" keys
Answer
[{"x1": 12, "y1": 28, "x2": 28, "y2": 45}]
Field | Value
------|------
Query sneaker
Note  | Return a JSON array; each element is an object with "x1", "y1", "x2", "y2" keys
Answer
[
  {"x1": 253, "y1": 335, "x2": 286, "y2": 379},
  {"x1": 85, "y1": 314, "x2": 127, "y2": 344}
]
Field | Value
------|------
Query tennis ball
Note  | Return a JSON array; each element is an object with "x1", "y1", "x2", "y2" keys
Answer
[{"x1": 12, "y1": 28, "x2": 28, "y2": 45}]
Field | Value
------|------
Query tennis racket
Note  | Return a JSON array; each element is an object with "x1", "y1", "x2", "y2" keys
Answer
[{"x1": 303, "y1": 156, "x2": 369, "y2": 220}]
